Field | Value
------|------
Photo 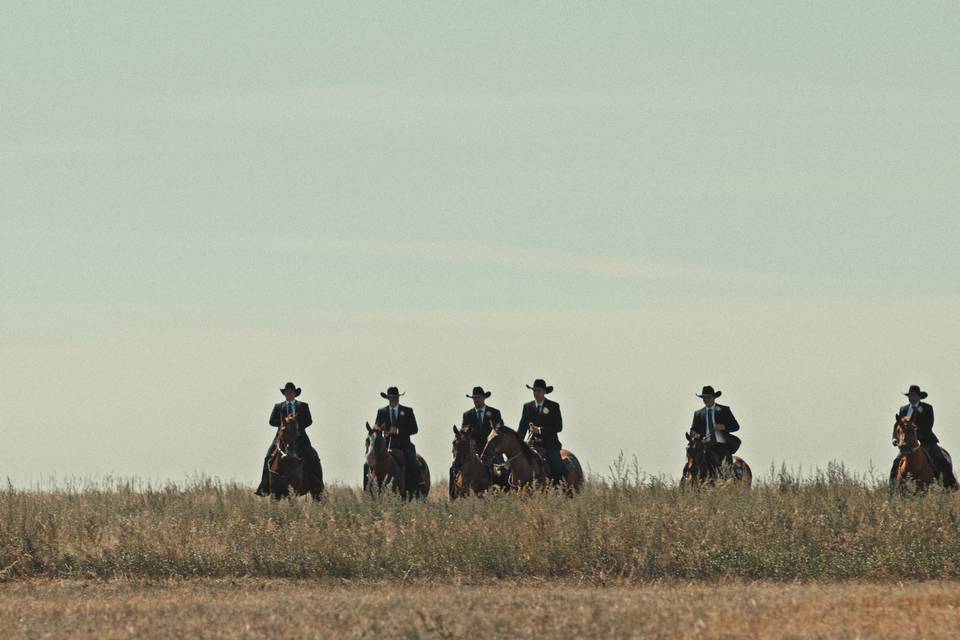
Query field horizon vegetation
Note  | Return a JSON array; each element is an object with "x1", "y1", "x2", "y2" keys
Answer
[{"x1": 4, "y1": 455, "x2": 960, "y2": 583}]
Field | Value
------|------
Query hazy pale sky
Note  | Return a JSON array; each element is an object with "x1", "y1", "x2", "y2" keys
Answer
[{"x1": 2, "y1": 3, "x2": 959, "y2": 486}]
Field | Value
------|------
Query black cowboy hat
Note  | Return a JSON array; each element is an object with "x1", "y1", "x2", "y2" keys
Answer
[
  {"x1": 467, "y1": 386, "x2": 492, "y2": 399},
  {"x1": 380, "y1": 386, "x2": 405, "y2": 399},
  {"x1": 526, "y1": 379, "x2": 554, "y2": 394},
  {"x1": 280, "y1": 382, "x2": 302, "y2": 396},
  {"x1": 904, "y1": 385, "x2": 929, "y2": 399},
  {"x1": 696, "y1": 385, "x2": 722, "y2": 398}
]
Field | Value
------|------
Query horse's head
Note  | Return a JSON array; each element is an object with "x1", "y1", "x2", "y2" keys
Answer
[
  {"x1": 452, "y1": 425, "x2": 475, "y2": 462},
  {"x1": 365, "y1": 422, "x2": 388, "y2": 466},
  {"x1": 894, "y1": 414, "x2": 920, "y2": 454},
  {"x1": 481, "y1": 422, "x2": 515, "y2": 464},
  {"x1": 277, "y1": 416, "x2": 300, "y2": 448},
  {"x1": 685, "y1": 432, "x2": 708, "y2": 471}
]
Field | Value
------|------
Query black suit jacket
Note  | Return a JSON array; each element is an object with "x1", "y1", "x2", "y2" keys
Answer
[
  {"x1": 517, "y1": 399, "x2": 562, "y2": 447},
  {"x1": 899, "y1": 402, "x2": 936, "y2": 443},
  {"x1": 690, "y1": 404, "x2": 741, "y2": 453},
  {"x1": 461, "y1": 405, "x2": 502, "y2": 450},
  {"x1": 375, "y1": 404, "x2": 419, "y2": 447},
  {"x1": 269, "y1": 400, "x2": 313, "y2": 429}
]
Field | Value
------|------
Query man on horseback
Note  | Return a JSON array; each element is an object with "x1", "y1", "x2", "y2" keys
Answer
[
  {"x1": 370, "y1": 386, "x2": 425, "y2": 493},
  {"x1": 255, "y1": 382, "x2": 324, "y2": 496},
  {"x1": 449, "y1": 386, "x2": 503, "y2": 498},
  {"x1": 688, "y1": 385, "x2": 742, "y2": 478},
  {"x1": 517, "y1": 379, "x2": 564, "y2": 486},
  {"x1": 891, "y1": 385, "x2": 957, "y2": 489}
]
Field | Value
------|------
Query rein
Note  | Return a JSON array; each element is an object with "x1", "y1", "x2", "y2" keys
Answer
[{"x1": 505, "y1": 450, "x2": 525, "y2": 464}]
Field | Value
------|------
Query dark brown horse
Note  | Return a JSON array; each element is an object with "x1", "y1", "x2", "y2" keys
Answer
[
  {"x1": 364, "y1": 423, "x2": 431, "y2": 500},
  {"x1": 451, "y1": 425, "x2": 494, "y2": 498},
  {"x1": 682, "y1": 432, "x2": 752, "y2": 488},
  {"x1": 892, "y1": 415, "x2": 952, "y2": 493},
  {"x1": 480, "y1": 423, "x2": 584, "y2": 494},
  {"x1": 268, "y1": 416, "x2": 323, "y2": 500}
]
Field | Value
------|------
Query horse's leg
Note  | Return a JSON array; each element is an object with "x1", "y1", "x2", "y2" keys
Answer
[{"x1": 897, "y1": 456, "x2": 916, "y2": 494}]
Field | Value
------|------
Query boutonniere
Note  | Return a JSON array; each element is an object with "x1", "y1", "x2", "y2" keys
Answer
[
  {"x1": 542, "y1": 407, "x2": 550, "y2": 415},
  {"x1": 400, "y1": 410, "x2": 406, "y2": 417}
]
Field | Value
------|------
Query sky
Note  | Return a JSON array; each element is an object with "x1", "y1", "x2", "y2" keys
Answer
[{"x1": 2, "y1": 2, "x2": 959, "y2": 487}]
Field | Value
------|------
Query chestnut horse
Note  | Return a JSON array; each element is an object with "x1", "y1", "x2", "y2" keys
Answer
[
  {"x1": 682, "y1": 432, "x2": 752, "y2": 488},
  {"x1": 364, "y1": 423, "x2": 430, "y2": 500},
  {"x1": 268, "y1": 417, "x2": 323, "y2": 500},
  {"x1": 451, "y1": 425, "x2": 496, "y2": 498},
  {"x1": 480, "y1": 423, "x2": 584, "y2": 494},
  {"x1": 892, "y1": 415, "x2": 952, "y2": 493}
]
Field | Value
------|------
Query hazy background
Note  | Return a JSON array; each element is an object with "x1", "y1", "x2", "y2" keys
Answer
[{"x1": 2, "y1": 2, "x2": 959, "y2": 486}]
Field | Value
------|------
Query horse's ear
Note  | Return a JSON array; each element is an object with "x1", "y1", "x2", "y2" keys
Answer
[
  {"x1": 685, "y1": 432, "x2": 692, "y2": 442},
  {"x1": 453, "y1": 425, "x2": 459, "y2": 435},
  {"x1": 493, "y1": 421, "x2": 502, "y2": 433},
  {"x1": 366, "y1": 422, "x2": 372, "y2": 433}
]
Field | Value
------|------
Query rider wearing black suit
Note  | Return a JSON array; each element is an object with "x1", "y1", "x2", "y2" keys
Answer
[
  {"x1": 256, "y1": 382, "x2": 323, "y2": 496},
  {"x1": 517, "y1": 379, "x2": 564, "y2": 484},
  {"x1": 449, "y1": 386, "x2": 503, "y2": 498},
  {"x1": 891, "y1": 385, "x2": 956, "y2": 489}
]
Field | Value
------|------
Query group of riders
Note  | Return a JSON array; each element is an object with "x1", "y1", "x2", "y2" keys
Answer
[{"x1": 255, "y1": 380, "x2": 957, "y2": 497}]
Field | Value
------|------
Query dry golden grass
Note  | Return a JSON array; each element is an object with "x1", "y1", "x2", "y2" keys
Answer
[
  {"x1": 3, "y1": 464, "x2": 960, "y2": 581},
  {"x1": 2, "y1": 578, "x2": 959, "y2": 639}
]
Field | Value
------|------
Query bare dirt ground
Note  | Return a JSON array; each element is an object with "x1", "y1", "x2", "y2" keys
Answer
[{"x1": 1, "y1": 579, "x2": 958, "y2": 639}]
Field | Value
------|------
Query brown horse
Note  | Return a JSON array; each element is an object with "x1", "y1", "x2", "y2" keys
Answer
[
  {"x1": 682, "y1": 432, "x2": 752, "y2": 488},
  {"x1": 268, "y1": 417, "x2": 323, "y2": 500},
  {"x1": 364, "y1": 423, "x2": 431, "y2": 500},
  {"x1": 451, "y1": 425, "x2": 494, "y2": 498},
  {"x1": 480, "y1": 423, "x2": 584, "y2": 494},
  {"x1": 892, "y1": 415, "x2": 952, "y2": 492}
]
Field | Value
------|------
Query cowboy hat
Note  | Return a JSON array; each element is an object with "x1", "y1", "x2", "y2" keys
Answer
[
  {"x1": 467, "y1": 386, "x2": 492, "y2": 399},
  {"x1": 380, "y1": 386, "x2": 405, "y2": 399},
  {"x1": 280, "y1": 382, "x2": 302, "y2": 396},
  {"x1": 904, "y1": 385, "x2": 928, "y2": 399},
  {"x1": 526, "y1": 379, "x2": 554, "y2": 394},
  {"x1": 696, "y1": 385, "x2": 722, "y2": 398}
]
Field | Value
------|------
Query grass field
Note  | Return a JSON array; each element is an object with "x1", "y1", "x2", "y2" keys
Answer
[
  {"x1": 2, "y1": 462, "x2": 959, "y2": 581},
  {"x1": 3, "y1": 578, "x2": 960, "y2": 639},
  {"x1": 3, "y1": 465, "x2": 959, "y2": 637}
]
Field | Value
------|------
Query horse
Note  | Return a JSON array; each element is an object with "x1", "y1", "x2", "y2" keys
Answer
[
  {"x1": 892, "y1": 414, "x2": 952, "y2": 493},
  {"x1": 451, "y1": 425, "x2": 496, "y2": 498},
  {"x1": 682, "y1": 432, "x2": 752, "y2": 488},
  {"x1": 480, "y1": 423, "x2": 584, "y2": 494},
  {"x1": 364, "y1": 423, "x2": 431, "y2": 500},
  {"x1": 268, "y1": 416, "x2": 323, "y2": 500}
]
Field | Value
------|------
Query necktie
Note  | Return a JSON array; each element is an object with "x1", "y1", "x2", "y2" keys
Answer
[
  {"x1": 537, "y1": 404, "x2": 542, "y2": 414},
  {"x1": 391, "y1": 407, "x2": 397, "y2": 424},
  {"x1": 706, "y1": 407, "x2": 714, "y2": 438},
  {"x1": 477, "y1": 409, "x2": 483, "y2": 424},
  {"x1": 287, "y1": 401, "x2": 294, "y2": 417}
]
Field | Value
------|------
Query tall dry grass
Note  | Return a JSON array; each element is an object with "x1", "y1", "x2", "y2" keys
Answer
[{"x1": 2, "y1": 460, "x2": 958, "y2": 580}]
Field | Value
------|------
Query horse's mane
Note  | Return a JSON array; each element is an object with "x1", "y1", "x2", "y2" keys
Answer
[{"x1": 494, "y1": 424, "x2": 541, "y2": 461}]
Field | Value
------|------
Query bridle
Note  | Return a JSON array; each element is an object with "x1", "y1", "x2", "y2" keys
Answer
[
  {"x1": 896, "y1": 421, "x2": 922, "y2": 454},
  {"x1": 275, "y1": 421, "x2": 297, "y2": 460}
]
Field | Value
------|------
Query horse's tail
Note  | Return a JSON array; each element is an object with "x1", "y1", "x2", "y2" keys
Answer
[
  {"x1": 734, "y1": 457, "x2": 753, "y2": 487},
  {"x1": 560, "y1": 449, "x2": 584, "y2": 492}
]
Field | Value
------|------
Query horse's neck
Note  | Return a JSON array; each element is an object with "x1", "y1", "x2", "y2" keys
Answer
[
  {"x1": 504, "y1": 436, "x2": 531, "y2": 471},
  {"x1": 462, "y1": 447, "x2": 482, "y2": 469},
  {"x1": 904, "y1": 445, "x2": 930, "y2": 466},
  {"x1": 690, "y1": 451, "x2": 712, "y2": 477},
  {"x1": 373, "y1": 441, "x2": 399, "y2": 472}
]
